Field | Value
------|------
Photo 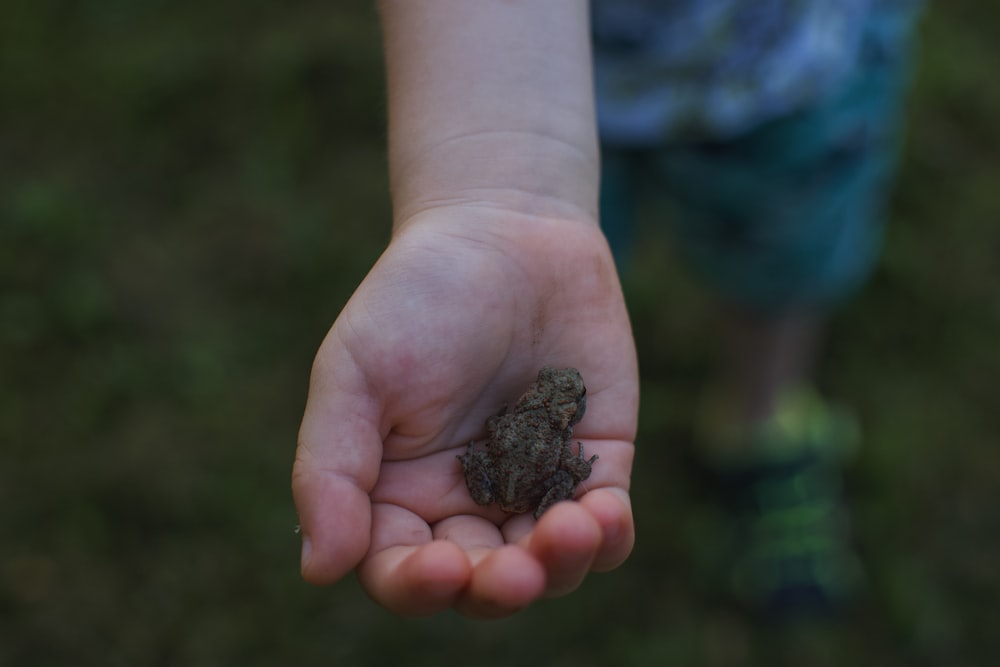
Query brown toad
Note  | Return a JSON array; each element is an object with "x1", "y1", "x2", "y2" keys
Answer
[{"x1": 458, "y1": 367, "x2": 596, "y2": 519}]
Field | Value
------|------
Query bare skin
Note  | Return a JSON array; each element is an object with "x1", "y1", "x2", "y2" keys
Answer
[
  {"x1": 293, "y1": 208, "x2": 638, "y2": 617},
  {"x1": 711, "y1": 307, "x2": 823, "y2": 440},
  {"x1": 292, "y1": 1, "x2": 638, "y2": 618}
]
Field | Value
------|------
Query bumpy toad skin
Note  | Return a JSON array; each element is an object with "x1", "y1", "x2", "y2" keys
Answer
[{"x1": 458, "y1": 367, "x2": 597, "y2": 519}]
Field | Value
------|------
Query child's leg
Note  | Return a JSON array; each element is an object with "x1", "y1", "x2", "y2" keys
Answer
[
  {"x1": 653, "y1": 12, "x2": 918, "y2": 613},
  {"x1": 715, "y1": 307, "x2": 821, "y2": 427}
]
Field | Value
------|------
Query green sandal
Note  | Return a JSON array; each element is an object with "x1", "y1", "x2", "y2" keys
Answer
[{"x1": 695, "y1": 387, "x2": 863, "y2": 618}]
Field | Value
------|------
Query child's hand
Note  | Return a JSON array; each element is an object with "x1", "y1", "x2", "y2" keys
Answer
[{"x1": 292, "y1": 208, "x2": 638, "y2": 617}]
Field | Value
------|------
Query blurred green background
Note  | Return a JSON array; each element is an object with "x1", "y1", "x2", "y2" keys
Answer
[{"x1": 3, "y1": 1, "x2": 999, "y2": 665}]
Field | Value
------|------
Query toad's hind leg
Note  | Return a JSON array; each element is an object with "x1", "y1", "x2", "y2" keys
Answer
[
  {"x1": 458, "y1": 446, "x2": 495, "y2": 506},
  {"x1": 533, "y1": 444, "x2": 598, "y2": 518},
  {"x1": 534, "y1": 470, "x2": 577, "y2": 519}
]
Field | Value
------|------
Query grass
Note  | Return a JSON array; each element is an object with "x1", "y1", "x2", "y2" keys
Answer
[{"x1": 2, "y1": 1, "x2": 1000, "y2": 665}]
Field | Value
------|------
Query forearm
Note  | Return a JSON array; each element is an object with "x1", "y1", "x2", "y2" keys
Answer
[{"x1": 378, "y1": 0, "x2": 599, "y2": 228}]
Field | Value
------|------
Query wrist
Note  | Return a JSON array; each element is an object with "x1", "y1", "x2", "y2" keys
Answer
[
  {"x1": 379, "y1": 0, "x2": 598, "y2": 230},
  {"x1": 389, "y1": 127, "x2": 600, "y2": 230}
]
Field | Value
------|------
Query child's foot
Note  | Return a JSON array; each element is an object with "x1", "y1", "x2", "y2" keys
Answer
[{"x1": 694, "y1": 387, "x2": 862, "y2": 619}]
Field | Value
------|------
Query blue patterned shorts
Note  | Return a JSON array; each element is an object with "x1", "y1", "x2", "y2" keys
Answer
[{"x1": 599, "y1": 11, "x2": 919, "y2": 310}]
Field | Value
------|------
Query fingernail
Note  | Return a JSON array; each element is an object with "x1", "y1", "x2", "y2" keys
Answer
[{"x1": 300, "y1": 535, "x2": 313, "y2": 573}]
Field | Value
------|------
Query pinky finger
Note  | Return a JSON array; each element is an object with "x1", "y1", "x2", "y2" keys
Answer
[{"x1": 579, "y1": 487, "x2": 635, "y2": 572}]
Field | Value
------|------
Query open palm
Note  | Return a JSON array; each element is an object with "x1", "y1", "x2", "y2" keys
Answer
[{"x1": 292, "y1": 208, "x2": 638, "y2": 617}]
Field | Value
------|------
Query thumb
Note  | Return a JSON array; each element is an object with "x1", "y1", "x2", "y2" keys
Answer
[{"x1": 292, "y1": 343, "x2": 383, "y2": 584}]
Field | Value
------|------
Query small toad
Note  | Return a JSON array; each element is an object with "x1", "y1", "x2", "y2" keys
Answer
[{"x1": 458, "y1": 367, "x2": 596, "y2": 519}]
